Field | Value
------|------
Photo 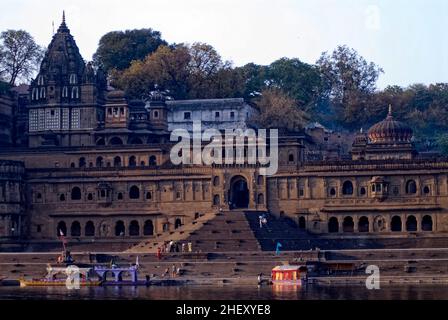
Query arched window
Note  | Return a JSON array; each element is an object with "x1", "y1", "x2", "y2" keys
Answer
[
  {"x1": 391, "y1": 216, "x2": 402, "y2": 232},
  {"x1": 70, "y1": 162, "x2": 75, "y2": 168},
  {"x1": 257, "y1": 193, "x2": 264, "y2": 204},
  {"x1": 149, "y1": 156, "x2": 157, "y2": 166},
  {"x1": 143, "y1": 220, "x2": 154, "y2": 236},
  {"x1": 342, "y1": 181, "x2": 354, "y2": 195},
  {"x1": 298, "y1": 216, "x2": 306, "y2": 229},
  {"x1": 87, "y1": 193, "x2": 93, "y2": 201},
  {"x1": 213, "y1": 194, "x2": 220, "y2": 205},
  {"x1": 117, "y1": 192, "x2": 123, "y2": 200},
  {"x1": 213, "y1": 176, "x2": 220, "y2": 186},
  {"x1": 329, "y1": 187, "x2": 336, "y2": 197},
  {"x1": 129, "y1": 156, "x2": 136, "y2": 167},
  {"x1": 69, "y1": 74, "x2": 77, "y2": 84},
  {"x1": 59, "y1": 194, "x2": 66, "y2": 202},
  {"x1": 71, "y1": 87, "x2": 79, "y2": 99},
  {"x1": 96, "y1": 156, "x2": 104, "y2": 167},
  {"x1": 71, "y1": 221, "x2": 81, "y2": 237},
  {"x1": 358, "y1": 216, "x2": 369, "y2": 233},
  {"x1": 40, "y1": 87, "x2": 46, "y2": 99},
  {"x1": 328, "y1": 217, "x2": 339, "y2": 233},
  {"x1": 360, "y1": 187, "x2": 366, "y2": 196},
  {"x1": 129, "y1": 220, "x2": 140, "y2": 236},
  {"x1": 62, "y1": 86, "x2": 68, "y2": 98},
  {"x1": 57, "y1": 221, "x2": 67, "y2": 237},
  {"x1": 406, "y1": 215, "x2": 417, "y2": 232},
  {"x1": 288, "y1": 153, "x2": 294, "y2": 162},
  {"x1": 115, "y1": 221, "x2": 125, "y2": 236},
  {"x1": 175, "y1": 218, "x2": 182, "y2": 229},
  {"x1": 96, "y1": 138, "x2": 105, "y2": 146},
  {"x1": 32, "y1": 88, "x2": 39, "y2": 100},
  {"x1": 110, "y1": 137, "x2": 123, "y2": 145},
  {"x1": 343, "y1": 216, "x2": 354, "y2": 233},
  {"x1": 79, "y1": 157, "x2": 86, "y2": 168},
  {"x1": 423, "y1": 186, "x2": 430, "y2": 195},
  {"x1": 85, "y1": 221, "x2": 95, "y2": 237},
  {"x1": 129, "y1": 185, "x2": 140, "y2": 199},
  {"x1": 114, "y1": 156, "x2": 121, "y2": 167},
  {"x1": 71, "y1": 187, "x2": 82, "y2": 200},
  {"x1": 422, "y1": 215, "x2": 433, "y2": 231},
  {"x1": 146, "y1": 192, "x2": 152, "y2": 200},
  {"x1": 406, "y1": 180, "x2": 417, "y2": 194},
  {"x1": 153, "y1": 110, "x2": 159, "y2": 118}
]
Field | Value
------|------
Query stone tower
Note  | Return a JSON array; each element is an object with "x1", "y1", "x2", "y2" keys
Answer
[{"x1": 27, "y1": 12, "x2": 106, "y2": 147}]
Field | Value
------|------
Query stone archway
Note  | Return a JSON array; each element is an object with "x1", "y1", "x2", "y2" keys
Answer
[{"x1": 229, "y1": 175, "x2": 249, "y2": 209}]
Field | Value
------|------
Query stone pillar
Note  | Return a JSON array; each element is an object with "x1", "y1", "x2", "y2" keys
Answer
[{"x1": 353, "y1": 217, "x2": 358, "y2": 232}]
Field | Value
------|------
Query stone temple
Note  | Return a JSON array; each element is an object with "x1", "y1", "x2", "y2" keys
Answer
[{"x1": 1, "y1": 14, "x2": 448, "y2": 252}]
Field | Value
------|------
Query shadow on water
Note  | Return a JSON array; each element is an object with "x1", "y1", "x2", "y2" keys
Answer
[{"x1": 0, "y1": 284, "x2": 447, "y2": 300}]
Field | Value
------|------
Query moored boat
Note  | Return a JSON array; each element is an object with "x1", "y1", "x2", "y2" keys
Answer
[
  {"x1": 271, "y1": 265, "x2": 308, "y2": 285},
  {"x1": 19, "y1": 265, "x2": 101, "y2": 287}
]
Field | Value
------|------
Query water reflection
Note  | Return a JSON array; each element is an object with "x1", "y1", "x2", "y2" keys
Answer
[{"x1": 0, "y1": 284, "x2": 447, "y2": 300}]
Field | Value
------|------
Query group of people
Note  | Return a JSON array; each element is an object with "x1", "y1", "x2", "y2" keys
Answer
[
  {"x1": 157, "y1": 240, "x2": 193, "y2": 259},
  {"x1": 162, "y1": 264, "x2": 182, "y2": 278}
]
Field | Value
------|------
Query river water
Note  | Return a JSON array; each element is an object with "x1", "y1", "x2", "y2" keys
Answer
[{"x1": 0, "y1": 284, "x2": 447, "y2": 300}]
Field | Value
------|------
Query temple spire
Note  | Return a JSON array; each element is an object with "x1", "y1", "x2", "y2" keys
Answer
[{"x1": 57, "y1": 10, "x2": 69, "y2": 32}]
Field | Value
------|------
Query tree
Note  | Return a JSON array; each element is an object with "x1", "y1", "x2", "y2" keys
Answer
[
  {"x1": 316, "y1": 45, "x2": 383, "y2": 128},
  {"x1": 93, "y1": 28, "x2": 167, "y2": 73},
  {"x1": 113, "y1": 42, "x2": 245, "y2": 100},
  {"x1": 268, "y1": 57, "x2": 322, "y2": 108},
  {"x1": 0, "y1": 30, "x2": 43, "y2": 85},
  {"x1": 112, "y1": 44, "x2": 191, "y2": 99},
  {"x1": 250, "y1": 88, "x2": 309, "y2": 133}
]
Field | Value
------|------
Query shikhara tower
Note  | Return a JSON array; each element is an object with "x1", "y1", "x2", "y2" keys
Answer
[{"x1": 28, "y1": 12, "x2": 107, "y2": 147}]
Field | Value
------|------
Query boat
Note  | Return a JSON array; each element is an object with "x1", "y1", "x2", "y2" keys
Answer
[
  {"x1": 271, "y1": 265, "x2": 308, "y2": 285},
  {"x1": 19, "y1": 265, "x2": 102, "y2": 287}
]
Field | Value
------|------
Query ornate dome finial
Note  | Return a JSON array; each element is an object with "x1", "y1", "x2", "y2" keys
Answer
[{"x1": 387, "y1": 104, "x2": 393, "y2": 118}]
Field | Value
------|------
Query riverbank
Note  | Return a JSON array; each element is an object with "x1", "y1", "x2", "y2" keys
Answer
[{"x1": 2, "y1": 248, "x2": 448, "y2": 287}]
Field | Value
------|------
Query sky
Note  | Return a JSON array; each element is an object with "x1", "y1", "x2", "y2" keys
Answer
[{"x1": 1, "y1": 0, "x2": 447, "y2": 88}]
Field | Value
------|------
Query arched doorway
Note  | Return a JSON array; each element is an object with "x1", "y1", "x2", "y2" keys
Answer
[
  {"x1": 343, "y1": 216, "x2": 354, "y2": 233},
  {"x1": 143, "y1": 220, "x2": 154, "y2": 235},
  {"x1": 406, "y1": 215, "x2": 417, "y2": 232},
  {"x1": 358, "y1": 216, "x2": 369, "y2": 233},
  {"x1": 175, "y1": 218, "x2": 182, "y2": 229},
  {"x1": 298, "y1": 216, "x2": 306, "y2": 229},
  {"x1": 328, "y1": 217, "x2": 339, "y2": 233},
  {"x1": 229, "y1": 176, "x2": 249, "y2": 209},
  {"x1": 391, "y1": 216, "x2": 402, "y2": 232},
  {"x1": 129, "y1": 220, "x2": 140, "y2": 236},
  {"x1": 422, "y1": 215, "x2": 433, "y2": 231}
]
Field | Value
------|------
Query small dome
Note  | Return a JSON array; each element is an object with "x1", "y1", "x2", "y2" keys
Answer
[
  {"x1": 368, "y1": 106, "x2": 413, "y2": 143},
  {"x1": 106, "y1": 90, "x2": 125, "y2": 100}
]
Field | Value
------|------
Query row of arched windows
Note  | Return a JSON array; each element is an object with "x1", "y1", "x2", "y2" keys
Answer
[
  {"x1": 65, "y1": 186, "x2": 153, "y2": 201},
  {"x1": 331, "y1": 180, "x2": 431, "y2": 196},
  {"x1": 56, "y1": 220, "x2": 155, "y2": 237},
  {"x1": 73, "y1": 155, "x2": 157, "y2": 169},
  {"x1": 328, "y1": 215, "x2": 433, "y2": 233}
]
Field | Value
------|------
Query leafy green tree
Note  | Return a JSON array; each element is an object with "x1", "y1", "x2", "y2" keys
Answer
[
  {"x1": 250, "y1": 88, "x2": 309, "y2": 133},
  {"x1": 93, "y1": 28, "x2": 167, "y2": 72},
  {"x1": 0, "y1": 30, "x2": 43, "y2": 85},
  {"x1": 316, "y1": 45, "x2": 383, "y2": 128}
]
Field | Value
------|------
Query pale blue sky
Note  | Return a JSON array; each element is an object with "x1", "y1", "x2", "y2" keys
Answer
[{"x1": 1, "y1": 0, "x2": 447, "y2": 88}]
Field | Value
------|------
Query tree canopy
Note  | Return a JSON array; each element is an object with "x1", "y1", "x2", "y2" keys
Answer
[
  {"x1": 93, "y1": 28, "x2": 167, "y2": 72},
  {"x1": 0, "y1": 29, "x2": 43, "y2": 85}
]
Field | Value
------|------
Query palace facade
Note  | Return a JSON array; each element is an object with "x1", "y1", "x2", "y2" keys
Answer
[{"x1": 1, "y1": 16, "x2": 447, "y2": 247}]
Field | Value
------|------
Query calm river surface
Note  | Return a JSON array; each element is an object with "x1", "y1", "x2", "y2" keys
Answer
[{"x1": 0, "y1": 284, "x2": 447, "y2": 300}]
